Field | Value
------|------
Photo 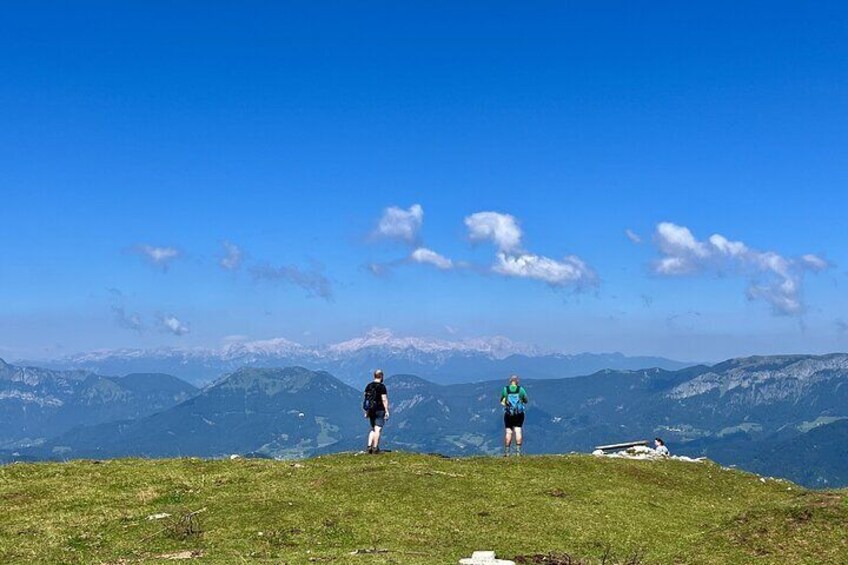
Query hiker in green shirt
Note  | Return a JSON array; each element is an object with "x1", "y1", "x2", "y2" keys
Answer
[{"x1": 500, "y1": 375, "x2": 528, "y2": 457}]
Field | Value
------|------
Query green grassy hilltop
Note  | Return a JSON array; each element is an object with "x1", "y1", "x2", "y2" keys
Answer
[{"x1": 1, "y1": 453, "x2": 846, "y2": 564}]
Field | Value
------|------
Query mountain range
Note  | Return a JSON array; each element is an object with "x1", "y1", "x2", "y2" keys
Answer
[
  {"x1": 25, "y1": 328, "x2": 691, "y2": 386},
  {"x1": 0, "y1": 357, "x2": 196, "y2": 449},
  {"x1": 5, "y1": 352, "x2": 848, "y2": 488}
]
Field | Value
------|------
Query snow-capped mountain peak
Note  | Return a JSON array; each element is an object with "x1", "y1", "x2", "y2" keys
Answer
[
  {"x1": 324, "y1": 327, "x2": 538, "y2": 359},
  {"x1": 220, "y1": 337, "x2": 311, "y2": 359}
]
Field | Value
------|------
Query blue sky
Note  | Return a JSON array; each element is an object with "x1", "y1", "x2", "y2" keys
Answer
[{"x1": 1, "y1": 2, "x2": 846, "y2": 361}]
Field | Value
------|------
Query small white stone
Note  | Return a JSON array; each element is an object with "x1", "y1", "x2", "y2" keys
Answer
[{"x1": 459, "y1": 550, "x2": 515, "y2": 565}]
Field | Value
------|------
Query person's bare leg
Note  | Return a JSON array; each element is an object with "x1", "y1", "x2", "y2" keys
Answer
[
  {"x1": 504, "y1": 428, "x2": 513, "y2": 456},
  {"x1": 514, "y1": 427, "x2": 523, "y2": 456},
  {"x1": 372, "y1": 425, "x2": 383, "y2": 451},
  {"x1": 367, "y1": 429, "x2": 375, "y2": 450}
]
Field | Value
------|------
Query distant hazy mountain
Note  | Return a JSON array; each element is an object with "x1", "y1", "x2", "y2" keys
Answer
[
  {"x1": 19, "y1": 353, "x2": 848, "y2": 487},
  {"x1": 30, "y1": 329, "x2": 691, "y2": 386},
  {"x1": 30, "y1": 367, "x2": 362, "y2": 459},
  {"x1": 748, "y1": 418, "x2": 848, "y2": 488},
  {"x1": 0, "y1": 358, "x2": 196, "y2": 449}
]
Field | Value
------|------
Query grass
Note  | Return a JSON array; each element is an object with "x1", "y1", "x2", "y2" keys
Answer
[{"x1": 0, "y1": 452, "x2": 846, "y2": 564}]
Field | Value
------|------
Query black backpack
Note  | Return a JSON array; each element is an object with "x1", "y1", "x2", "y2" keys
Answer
[{"x1": 362, "y1": 382, "x2": 379, "y2": 413}]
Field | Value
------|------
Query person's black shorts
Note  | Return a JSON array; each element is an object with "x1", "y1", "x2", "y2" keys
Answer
[
  {"x1": 504, "y1": 412, "x2": 525, "y2": 429},
  {"x1": 369, "y1": 410, "x2": 386, "y2": 429}
]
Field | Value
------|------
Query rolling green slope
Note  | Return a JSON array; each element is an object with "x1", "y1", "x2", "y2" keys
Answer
[{"x1": 0, "y1": 453, "x2": 846, "y2": 564}]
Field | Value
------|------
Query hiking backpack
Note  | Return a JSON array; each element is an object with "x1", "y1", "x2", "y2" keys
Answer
[
  {"x1": 363, "y1": 382, "x2": 379, "y2": 413},
  {"x1": 504, "y1": 386, "x2": 525, "y2": 416}
]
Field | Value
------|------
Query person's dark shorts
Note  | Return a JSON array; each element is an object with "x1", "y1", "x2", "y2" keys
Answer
[
  {"x1": 369, "y1": 410, "x2": 386, "y2": 429},
  {"x1": 504, "y1": 412, "x2": 525, "y2": 429}
]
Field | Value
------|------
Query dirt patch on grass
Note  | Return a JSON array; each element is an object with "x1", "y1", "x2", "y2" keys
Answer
[
  {"x1": 156, "y1": 550, "x2": 204, "y2": 560},
  {"x1": 724, "y1": 494, "x2": 848, "y2": 558},
  {"x1": 355, "y1": 466, "x2": 383, "y2": 474},
  {"x1": 136, "y1": 486, "x2": 159, "y2": 504},
  {"x1": 0, "y1": 491, "x2": 33, "y2": 504},
  {"x1": 515, "y1": 551, "x2": 644, "y2": 565},
  {"x1": 795, "y1": 491, "x2": 844, "y2": 508},
  {"x1": 515, "y1": 554, "x2": 585, "y2": 564}
]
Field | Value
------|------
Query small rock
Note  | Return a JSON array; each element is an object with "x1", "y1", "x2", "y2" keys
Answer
[
  {"x1": 156, "y1": 550, "x2": 203, "y2": 560},
  {"x1": 459, "y1": 550, "x2": 515, "y2": 564},
  {"x1": 230, "y1": 454, "x2": 241, "y2": 460},
  {"x1": 146, "y1": 513, "x2": 171, "y2": 521}
]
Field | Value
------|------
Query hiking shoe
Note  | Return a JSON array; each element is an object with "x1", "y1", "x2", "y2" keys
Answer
[
  {"x1": 373, "y1": 448, "x2": 382, "y2": 454},
  {"x1": 367, "y1": 446, "x2": 374, "y2": 454}
]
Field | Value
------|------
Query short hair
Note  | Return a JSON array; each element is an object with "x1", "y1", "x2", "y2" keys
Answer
[
  {"x1": 373, "y1": 369, "x2": 384, "y2": 378},
  {"x1": 655, "y1": 437, "x2": 664, "y2": 445}
]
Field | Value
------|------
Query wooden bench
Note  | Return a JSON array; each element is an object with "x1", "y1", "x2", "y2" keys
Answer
[{"x1": 594, "y1": 440, "x2": 649, "y2": 453}]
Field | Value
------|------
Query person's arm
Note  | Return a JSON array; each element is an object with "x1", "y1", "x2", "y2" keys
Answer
[
  {"x1": 500, "y1": 387, "x2": 507, "y2": 406},
  {"x1": 520, "y1": 387, "x2": 528, "y2": 404},
  {"x1": 381, "y1": 394, "x2": 389, "y2": 418}
]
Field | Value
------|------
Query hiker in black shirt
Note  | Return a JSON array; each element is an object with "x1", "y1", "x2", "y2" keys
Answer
[{"x1": 363, "y1": 369, "x2": 390, "y2": 454}]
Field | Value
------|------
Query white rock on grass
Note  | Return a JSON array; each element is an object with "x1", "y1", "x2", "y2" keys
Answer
[
  {"x1": 592, "y1": 446, "x2": 704, "y2": 463},
  {"x1": 459, "y1": 550, "x2": 515, "y2": 564}
]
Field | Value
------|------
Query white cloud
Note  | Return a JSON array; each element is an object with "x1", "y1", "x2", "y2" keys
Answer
[
  {"x1": 375, "y1": 204, "x2": 424, "y2": 244},
  {"x1": 655, "y1": 223, "x2": 709, "y2": 264},
  {"x1": 112, "y1": 306, "x2": 144, "y2": 333},
  {"x1": 464, "y1": 210, "x2": 595, "y2": 289},
  {"x1": 133, "y1": 244, "x2": 181, "y2": 270},
  {"x1": 158, "y1": 314, "x2": 190, "y2": 336},
  {"x1": 655, "y1": 256, "x2": 692, "y2": 276},
  {"x1": 410, "y1": 247, "x2": 454, "y2": 270},
  {"x1": 800, "y1": 254, "x2": 829, "y2": 272},
  {"x1": 220, "y1": 241, "x2": 243, "y2": 271},
  {"x1": 465, "y1": 211, "x2": 523, "y2": 252},
  {"x1": 651, "y1": 222, "x2": 829, "y2": 315},
  {"x1": 493, "y1": 252, "x2": 596, "y2": 287},
  {"x1": 371, "y1": 205, "x2": 455, "y2": 274},
  {"x1": 365, "y1": 262, "x2": 390, "y2": 277},
  {"x1": 708, "y1": 234, "x2": 749, "y2": 258},
  {"x1": 625, "y1": 229, "x2": 642, "y2": 244},
  {"x1": 251, "y1": 263, "x2": 333, "y2": 300},
  {"x1": 370, "y1": 206, "x2": 595, "y2": 290}
]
